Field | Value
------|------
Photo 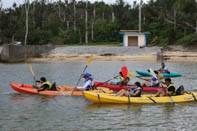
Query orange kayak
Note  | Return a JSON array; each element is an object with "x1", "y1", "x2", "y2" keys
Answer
[{"x1": 10, "y1": 83, "x2": 83, "y2": 96}]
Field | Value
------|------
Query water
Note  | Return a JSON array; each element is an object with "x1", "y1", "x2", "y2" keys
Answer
[{"x1": 0, "y1": 61, "x2": 197, "y2": 131}]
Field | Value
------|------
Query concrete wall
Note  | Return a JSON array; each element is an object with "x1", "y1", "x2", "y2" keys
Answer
[
  {"x1": 138, "y1": 34, "x2": 145, "y2": 47},
  {"x1": 0, "y1": 44, "x2": 55, "y2": 62}
]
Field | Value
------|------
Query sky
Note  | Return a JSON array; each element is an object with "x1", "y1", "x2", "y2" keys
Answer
[{"x1": 1, "y1": 0, "x2": 150, "y2": 9}]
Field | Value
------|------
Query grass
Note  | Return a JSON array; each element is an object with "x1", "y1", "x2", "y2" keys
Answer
[{"x1": 56, "y1": 42, "x2": 122, "y2": 46}]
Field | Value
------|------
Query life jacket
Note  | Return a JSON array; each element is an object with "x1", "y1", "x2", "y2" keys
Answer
[
  {"x1": 166, "y1": 83, "x2": 176, "y2": 95},
  {"x1": 130, "y1": 87, "x2": 142, "y2": 97},
  {"x1": 42, "y1": 81, "x2": 52, "y2": 90},
  {"x1": 85, "y1": 76, "x2": 94, "y2": 90},
  {"x1": 120, "y1": 76, "x2": 125, "y2": 82}
]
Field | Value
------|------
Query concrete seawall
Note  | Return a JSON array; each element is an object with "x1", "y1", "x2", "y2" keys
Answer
[{"x1": 0, "y1": 44, "x2": 55, "y2": 62}]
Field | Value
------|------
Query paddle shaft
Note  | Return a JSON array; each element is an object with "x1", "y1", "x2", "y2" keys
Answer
[
  {"x1": 104, "y1": 75, "x2": 119, "y2": 83},
  {"x1": 168, "y1": 94, "x2": 175, "y2": 104},
  {"x1": 30, "y1": 65, "x2": 37, "y2": 86},
  {"x1": 71, "y1": 63, "x2": 90, "y2": 95}
]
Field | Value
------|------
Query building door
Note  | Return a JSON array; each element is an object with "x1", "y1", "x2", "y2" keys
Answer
[{"x1": 128, "y1": 36, "x2": 138, "y2": 46}]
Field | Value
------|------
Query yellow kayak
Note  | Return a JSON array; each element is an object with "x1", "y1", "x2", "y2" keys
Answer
[{"x1": 84, "y1": 91, "x2": 197, "y2": 104}]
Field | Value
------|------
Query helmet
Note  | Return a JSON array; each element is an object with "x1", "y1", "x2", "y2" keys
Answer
[{"x1": 83, "y1": 73, "x2": 91, "y2": 78}]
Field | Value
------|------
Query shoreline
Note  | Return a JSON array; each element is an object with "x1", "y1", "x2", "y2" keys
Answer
[
  {"x1": 25, "y1": 51, "x2": 197, "y2": 63},
  {"x1": 1, "y1": 46, "x2": 197, "y2": 63}
]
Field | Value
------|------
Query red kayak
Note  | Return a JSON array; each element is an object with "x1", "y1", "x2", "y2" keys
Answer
[{"x1": 94, "y1": 82, "x2": 165, "y2": 92}]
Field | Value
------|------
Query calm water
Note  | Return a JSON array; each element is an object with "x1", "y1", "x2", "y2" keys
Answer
[{"x1": 0, "y1": 61, "x2": 197, "y2": 131}]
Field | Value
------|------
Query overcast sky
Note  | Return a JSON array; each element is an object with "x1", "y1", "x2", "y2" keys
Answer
[{"x1": 2, "y1": 0, "x2": 149, "y2": 8}]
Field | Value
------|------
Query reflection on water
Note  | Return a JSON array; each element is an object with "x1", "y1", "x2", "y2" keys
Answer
[
  {"x1": 1, "y1": 61, "x2": 197, "y2": 130},
  {"x1": 86, "y1": 103, "x2": 143, "y2": 110}
]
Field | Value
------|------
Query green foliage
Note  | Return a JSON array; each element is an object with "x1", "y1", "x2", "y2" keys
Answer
[
  {"x1": 176, "y1": 33, "x2": 197, "y2": 46},
  {"x1": 0, "y1": 0, "x2": 197, "y2": 46}
]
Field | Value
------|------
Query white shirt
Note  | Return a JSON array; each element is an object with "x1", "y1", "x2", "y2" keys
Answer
[{"x1": 77, "y1": 80, "x2": 92, "y2": 90}]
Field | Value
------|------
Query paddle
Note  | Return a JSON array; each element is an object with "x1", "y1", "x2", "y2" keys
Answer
[
  {"x1": 128, "y1": 71, "x2": 151, "y2": 82},
  {"x1": 121, "y1": 66, "x2": 128, "y2": 79},
  {"x1": 71, "y1": 55, "x2": 93, "y2": 95},
  {"x1": 30, "y1": 65, "x2": 37, "y2": 86},
  {"x1": 168, "y1": 94, "x2": 175, "y2": 104}
]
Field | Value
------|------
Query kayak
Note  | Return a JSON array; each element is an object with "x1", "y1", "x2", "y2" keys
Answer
[
  {"x1": 136, "y1": 70, "x2": 182, "y2": 77},
  {"x1": 10, "y1": 83, "x2": 83, "y2": 96},
  {"x1": 10, "y1": 83, "x2": 113, "y2": 96},
  {"x1": 84, "y1": 91, "x2": 197, "y2": 104},
  {"x1": 94, "y1": 82, "x2": 165, "y2": 92}
]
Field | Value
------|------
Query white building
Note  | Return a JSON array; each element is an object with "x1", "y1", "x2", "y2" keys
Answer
[{"x1": 120, "y1": 30, "x2": 150, "y2": 47}]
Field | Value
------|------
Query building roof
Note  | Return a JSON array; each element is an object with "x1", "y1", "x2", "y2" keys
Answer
[{"x1": 120, "y1": 31, "x2": 150, "y2": 35}]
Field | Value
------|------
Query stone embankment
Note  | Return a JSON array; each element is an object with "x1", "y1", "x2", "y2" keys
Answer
[
  {"x1": 27, "y1": 46, "x2": 161, "y2": 62},
  {"x1": 1, "y1": 45, "x2": 197, "y2": 63}
]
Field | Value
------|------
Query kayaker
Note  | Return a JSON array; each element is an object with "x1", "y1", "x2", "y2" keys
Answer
[
  {"x1": 75, "y1": 72, "x2": 94, "y2": 91},
  {"x1": 116, "y1": 82, "x2": 142, "y2": 97},
  {"x1": 35, "y1": 77, "x2": 52, "y2": 92},
  {"x1": 155, "y1": 78, "x2": 176, "y2": 97},
  {"x1": 141, "y1": 71, "x2": 162, "y2": 87},
  {"x1": 158, "y1": 63, "x2": 170, "y2": 73},
  {"x1": 121, "y1": 77, "x2": 130, "y2": 85},
  {"x1": 110, "y1": 72, "x2": 125, "y2": 85}
]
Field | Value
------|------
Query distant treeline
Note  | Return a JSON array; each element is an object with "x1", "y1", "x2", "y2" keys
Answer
[{"x1": 0, "y1": 0, "x2": 197, "y2": 46}]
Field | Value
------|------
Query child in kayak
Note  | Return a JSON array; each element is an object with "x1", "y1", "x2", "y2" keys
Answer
[
  {"x1": 116, "y1": 82, "x2": 142, "y2": 97},
  {"x1": 34, "y1": 77, "x2": 53, "y2": 92},
  {"x1": 75, "y1": 72, "x2": 94, "y2": 91},
  {"x1": 110, "y1": 72, "x2": 125, "y2": 85}
]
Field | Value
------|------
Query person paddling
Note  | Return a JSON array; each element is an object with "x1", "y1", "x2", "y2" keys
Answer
[
  {"x1": 155, "y1": 78, "x2": 176, "y2": 97},
  {"x1": 158, "y1": 63, "x2": 169, "y2": 73},
  {"x1": 74, "y1": 72, "x2": 94, "y2": 91},
  {"x1": 110, "y1": 72, "x2": 125, "y2": 85},
  {"x1": 141, "y1": 71, "x2": 162, "y2": 87},
  {"x1": 34, "y1": 77, "x2": 52, "y2": 92}
]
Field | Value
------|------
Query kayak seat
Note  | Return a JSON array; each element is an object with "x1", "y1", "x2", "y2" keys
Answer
[{"x1": 176, "y1": 85, "x2": 184, "y2": 95}]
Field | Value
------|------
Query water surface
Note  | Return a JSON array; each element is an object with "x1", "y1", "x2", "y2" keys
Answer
[{"x1": 0, "y1": 61, "x2": 197, "y2": 130}]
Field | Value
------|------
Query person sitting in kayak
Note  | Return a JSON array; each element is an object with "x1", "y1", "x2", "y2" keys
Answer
[
  {"x1": 141, "y1": 71, "x2": 162, "y2": 87},
  {"x1": 158, "y1": 63, "x2": 170, "y2": 73},
  {"x1": 121, "y1": 77, "x2": 130, "y2": 86},
  {"x1": 76, "y1": 72, "x2": 94, "y2": 91},
  {"x1": 34, "y1": 77, "x2": 52, "y2": 92},
  {"x1": 155, "y1": 78, "x2": 176, "y2": 97},
  {"x1": 116, "y1": 82, "x2": 142, "y2": 97},
  {"x1": 110, "y1": 72, "x2": 125, "y2": 85}
]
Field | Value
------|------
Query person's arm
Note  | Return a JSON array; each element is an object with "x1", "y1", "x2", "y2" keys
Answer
[
  {"x1": 142, "y1": 78, "x2": 151, "y2": 81},
  {"x1": 77, "y1": 80, "x2": 91, "y2": 90},
  {"x1": 110, "y1": 78, "x2": 121, "y2": 84},
  {"x1": 38, "y1": 84, "x2": 48, "y2": 91}
]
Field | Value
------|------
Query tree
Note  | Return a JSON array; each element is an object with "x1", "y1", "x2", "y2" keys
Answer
[{"x1": 24, "y1": 0, "x2": 30, "y2": 46}]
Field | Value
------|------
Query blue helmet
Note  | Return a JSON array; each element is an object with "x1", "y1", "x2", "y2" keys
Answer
[
  {"x1": 83, "y1": 73, "x2": 91, "y2": 78},
  {"x1": 83, "y1": 73, "x2": 93, "y2": 81}
]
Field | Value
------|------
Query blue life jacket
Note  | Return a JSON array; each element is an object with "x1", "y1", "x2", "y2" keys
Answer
[{"x1": 130, "y1": 87, "x2": 142, "y2": 97}]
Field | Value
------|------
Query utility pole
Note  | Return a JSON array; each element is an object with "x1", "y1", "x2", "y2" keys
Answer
[
  {"x1": 85, "y1": 0, "x2": 88, "y2": 44},
  {"x1": 0, "y1": 0, "x2": 2, "y2": 43},
  {"x1": 73, "y1": 0, "x2": 76, "y2": 32},
  {"x1": 139, "y1": 0, "x2": 142, "y2": 32}
]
